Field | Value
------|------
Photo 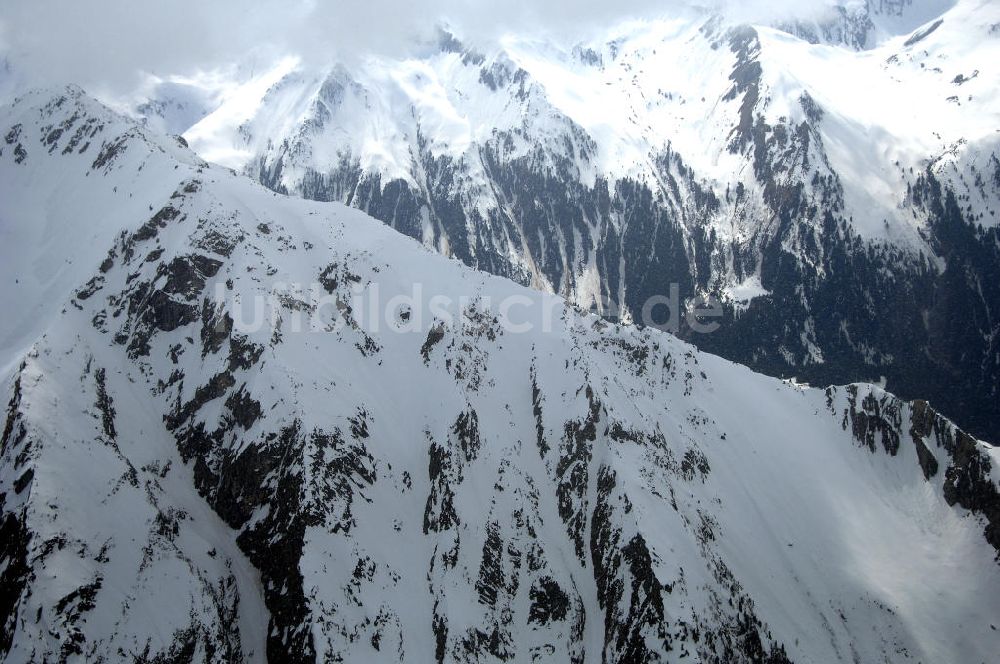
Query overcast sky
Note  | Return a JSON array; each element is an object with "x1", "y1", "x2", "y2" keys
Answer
[{"x1": 0, "y1": 0, "x2": 843, "y2": 98}]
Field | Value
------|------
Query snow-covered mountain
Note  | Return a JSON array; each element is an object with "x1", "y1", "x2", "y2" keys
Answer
[
  {"x1": 2, "y1": 86, "x2": 999, "y2": 663},
  {"x1": 169, "y1": 0, "x2": 1000, "y2": 443},
  {"x1": 773, "y1": 0, "x2": 961, "y2": 49}
]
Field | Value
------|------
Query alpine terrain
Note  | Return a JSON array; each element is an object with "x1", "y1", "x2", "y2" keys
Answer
[
  {"x1": 158, "y1": 0, "x2": 1000, "y2": 442},
  {"x1": 0, "y1": 82, "x2": 998, "y2": 663},
  {"x1": 0, "y1": 1, "x2": 999, "y2": 663}
]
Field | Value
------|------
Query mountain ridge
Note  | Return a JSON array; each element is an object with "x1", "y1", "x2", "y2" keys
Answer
[
  {"x1": 155, "y1": 0, "x2": 1000, "y2": 441},
  {"x1": 1, "y1": 85, "x2": 998, "y2": 663}
]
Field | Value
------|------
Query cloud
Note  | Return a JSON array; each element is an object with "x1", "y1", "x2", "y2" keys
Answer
[
  {"x1": 1, "y1": 1, "x2": 299, "y2": 95},
  {"x1": 0, "y1": 0, "x2": 843, "y2": 98}
]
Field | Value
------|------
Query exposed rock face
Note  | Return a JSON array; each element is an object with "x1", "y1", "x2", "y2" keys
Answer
[
  {"x1": 833, "y1": 385, "x2": 1000, "y2": 554},
  {"x1": 1, "y1": 89, "x2": 999, "y2": 663}
]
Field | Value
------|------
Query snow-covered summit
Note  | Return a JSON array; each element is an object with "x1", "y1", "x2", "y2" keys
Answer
[{"x1": 0, "y1": 85, "x2": 206, "y2": 376}]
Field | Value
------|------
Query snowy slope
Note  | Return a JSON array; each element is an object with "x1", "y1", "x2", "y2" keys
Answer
[
  {"x1": 0, "y1": 88, "x2": 208, "y2": 377},
  {"x1": 2, "y1": 87, "x2": 999, "y2": 663}
]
